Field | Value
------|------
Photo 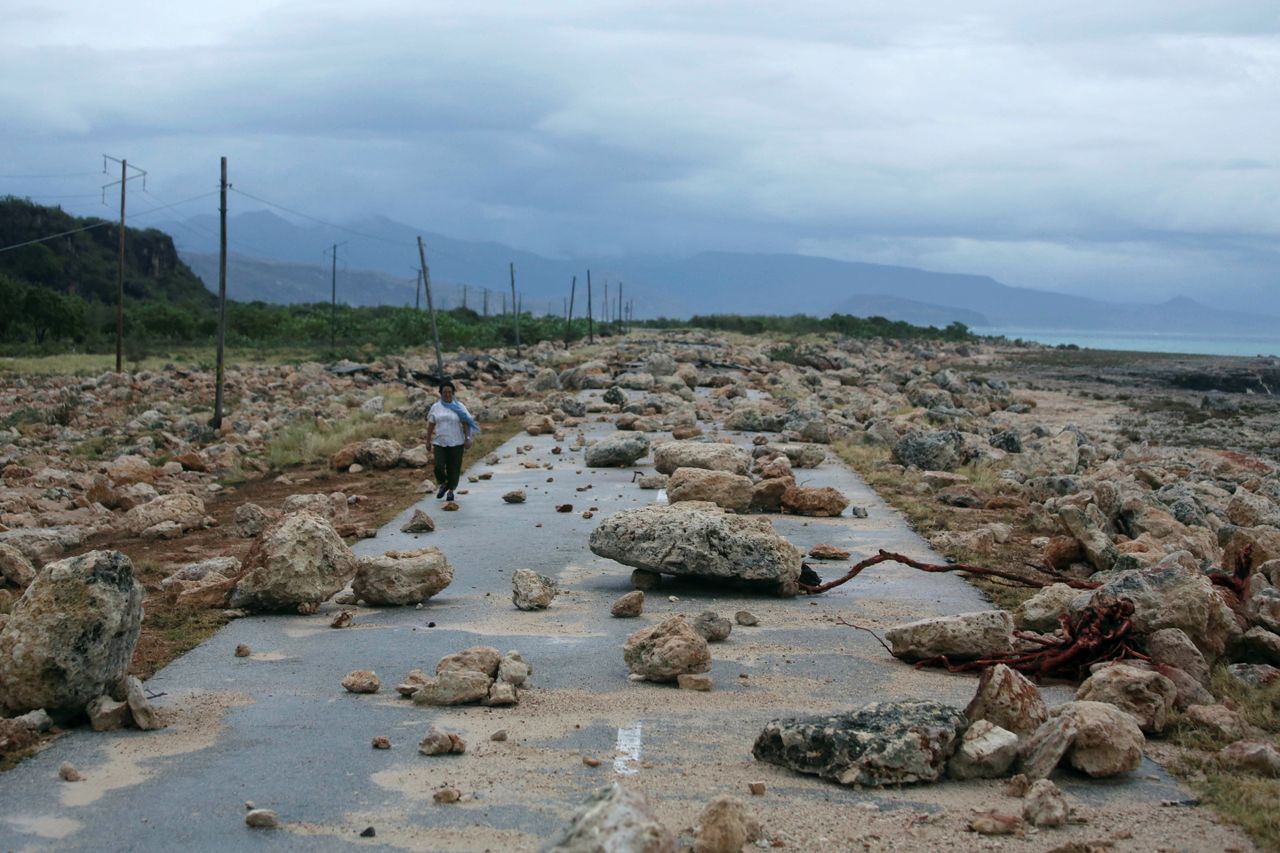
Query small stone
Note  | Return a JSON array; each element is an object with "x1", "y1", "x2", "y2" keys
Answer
[
  {"x1": 694, "y1": 796, "x2": 761, "y2": 853},
  {"x1": 490, "y1": 730, "x2": 508, "y2": 742},
  {"x1": 400, "y1": 509, "x2": 435, "y2": 533},
  {"x1": 342, "y1": 670, "x2": 380, "y2": 694},
  {"x1": 371, "y1": 736, "x2": 391, "y2": 749},
  {"x1": 360, "y1": 827, "x2": 376, "y2": 838},
  {"x1": 631, "y1": 569, "x2": 662, "y2": 590},
  {"x1": 693, "y1": 611, "x2": 733, "y2": 642},
  {"x1": 245, "y1": 809, "x2": 278, "y2": 829},
  {"x1": 1219, "y1": 740, "x2": 1280, "y2": 777},
  {"x1": 678, "y1": 673, "x2": 713, "y2": 691},
  {"x1": 86, "y1": 695, "x2": 131, "y2": 731},
  {"x1": 419, "y1": 726, "x2": 466, "y2": 755},
  {"x1": 1004, "y1": 774, "x2": 1030, "y2": 797},
  {"x1": 124, "y1": 675, "x2": 163, "y2": 731},
  {"x1": 433, "y1": 786, "x2": 461, "y2": 804},
  {"x1": 735, "y1": 610, "x2": 759, "y2": 626},
  {"x1": 969, "y1": 811, "x2": 1024, "y2": 836},
  {"x1": 808, "y1": 544, "x2": 850, "y2": 560},
  {"x1": 441, "y1": 501, "x2": 459, "y2": 511},
  {"x1": 234, "y1": 644, "x2": 251, "y2": 657},
  {"x1": 583, "y1": 756, "x2": 602, "y2": 767},
  {"x1": 503, "y1": 490, "x2": 527, "y2": 504},
  {"x1": 747, "y1": 781, "x2": 766, "y2": 796},
  {"x1": 58, "y1": 762, "x2": 83, "y2": 782},
  {"x1": 512, "y1": 568, "x2": 557, "y2": 610},
  {"x1": 556, "y1": 503, "x2": 573, "y2": 513},
  {"x1": 330, "y1": 610, "x2": 353, "y2": 629},
  {"x1": 611, "y1": 590, "x2": 645, "y2": 618}
]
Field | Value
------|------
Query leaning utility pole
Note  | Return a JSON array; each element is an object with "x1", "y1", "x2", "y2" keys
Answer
[
  {"x1": 417, "y1": 237, "x2": 444, "y2": 377},
  {"x1": 102, "y1": 155, "x2": 146, "y2": 372},
  {"x1": 565, "y1": 275, "x2": 577, "y2": 346},
  {"x1": 586, "y1": 269, "x2": 594, "y2": 343},
  {"x1": 211, "y1": 156, "x2": 229, "y2": 430},
  {"x1": 510, "y1": 262, "x2": 521, "y2": 357},
  {"x1": 414, "y1": 270, "x2": 422, "y2": 310}
]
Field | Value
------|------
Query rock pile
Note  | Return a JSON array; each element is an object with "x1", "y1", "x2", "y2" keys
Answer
[{"x1": 398, "y1": 646, "x2": 531, "y2": 707}]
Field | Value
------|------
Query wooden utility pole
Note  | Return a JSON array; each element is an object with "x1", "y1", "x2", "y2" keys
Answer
[
  {"x1": 565, "y1": 275, "x2": 576, "y2": 346},
  {"x1": 603, "y1": 281, "x2": 609, "y2": 329},
  {"x1": 211, "y1": 156, "x2": 229, "y2": 429},
  {"x1": 462, "y1": 284, "x2": 469, "y2": 311},
  {"x1": 483, "y1": 289, "x2": 489, "y2": 317},
  {"x1": 417, "y1": 237, "x2": 444, "y2": 377},
  {"x1": 618, "y1": 282, "x2": 624, "y2": 329},
  {"x1": 115, "y1": 158, "x2": 126, "y2": 371},
  {"x1": 510, "y1": 262, "x2": 521, "y2": 357},
  {"x1": 414, "y1": 270, "x2": 421, "y2": 310},
  {"x1": 586, "y1": 269, "x2": 594, "y2": 343}
]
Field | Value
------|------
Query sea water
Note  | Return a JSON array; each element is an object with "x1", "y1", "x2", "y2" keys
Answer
[{"x1": 974, "y1": 327, "x2": 1280, "y2": 358}]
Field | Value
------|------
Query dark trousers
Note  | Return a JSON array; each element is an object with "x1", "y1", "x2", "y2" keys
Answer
[{"x1": 433, "y1": 443, "x2": 465, "y2": 491}]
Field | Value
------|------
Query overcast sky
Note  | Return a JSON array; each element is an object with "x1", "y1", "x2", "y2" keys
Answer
[{"x1": 3, "y1": 1, "x2": 1278, "y2": 309}]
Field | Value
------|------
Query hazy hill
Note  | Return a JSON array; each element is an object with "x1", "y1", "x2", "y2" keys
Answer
[
  {"x1": 0, "y1": 197, "x2": 212, "y2": 306},
  {"x1": 161, "y1": 209, "x2": 1280, "y2": 333}
]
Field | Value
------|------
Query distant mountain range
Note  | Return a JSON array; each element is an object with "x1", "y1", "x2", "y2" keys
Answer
[{"x1": 160, "y1": 210, "x2": 1280, "y2": 334}]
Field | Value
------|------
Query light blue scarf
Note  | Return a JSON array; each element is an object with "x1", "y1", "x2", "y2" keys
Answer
[{"x1": 443, "y1": 399, "x2": 481, "y2": 435}]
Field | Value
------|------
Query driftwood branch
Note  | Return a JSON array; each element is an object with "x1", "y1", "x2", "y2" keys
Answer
[{"x1": 799, "y1": 549, "x2": 1101, "y2": 595}]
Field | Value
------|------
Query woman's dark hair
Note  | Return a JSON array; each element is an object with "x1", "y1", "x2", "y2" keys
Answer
[{"x1": 438, "y1": 381, "x2": 456, "y2": 392}]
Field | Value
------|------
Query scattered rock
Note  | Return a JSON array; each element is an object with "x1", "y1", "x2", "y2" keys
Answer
[
  {"x1": 371, "y1": 736, "x2": 391, "y2": 749},
  {"x1": 1218, "y1": 740, "x2": 1280, "y2": 777},
  {"x1": 885, "y1": 610, "x2": 1014, "y2": 662},
  {"x1": 245, "y1": 809, "x2": 279, "y2": 829},
  {"x1": 965, "y1": 664, "x2": 1049, "y2": 736},
  {"x1": 503, "y1": 490, "x2": 527, "y2": 504},
  {"x1": 86, "y1": 695, "x2": 130, "y2": 731},
  {"x1": 342, "y1": 670, "x2": 380, "y2": 694},
  {"x1": 441, "y1": 501, "x2": 460, "y2": 511},
  {"x1": 413, "y1": 670, "x2": 493, "y2": 706},
  {"x1": 631, "y1": 569, "x2": 662, "y2": 591},
  {"x1": 753, "y1": 701, "x2": 967, "y2": 786},
  {"x1": 948, "y1": 719, "x2": 1019, "y2": 780},
  {"x1": 623, "y1": 616, "x2": 712, "y2": 683},
  {"x1": 611, "y1": 590, "x2": 645, "y2": 618},
  {"x1": 1018, "y1": 715, "x2": 1078, "y2": 781},
  {"x1": 1075, "y1": 664, "x2": 1177, "y2": 734},
  {"x1": 546, "y1": 783, "x2": 676, "y2": 852},
  {"x1": 234, "y1": 644, "x2": 251, "y2": 657},
  {"x1": 677, "y1": 673, "x2": 713, "y2": 691},
  {"x1": 1022, "y1": 779, "x2": 1070, "y2": 828},
  {"x1": 330, "y1": 610, "x2": 353, "y2": 629},
  {"x1": 124, "y1": 675, "x2": 163, "y2": 730},
  {"x1": 693, "y1": 796, "x2": 761, "y2": 853},
  {"x1": 1054, "y1": 701, "x2": 1145, "y2": 777},
  {"x1": 58, "y1": 762, "x2": 83, "y2": 782},
  {"x1": 512, "y1": 568, "x2": 557, "y2": 610},
  {"x1": 734, "y1": 610, "x2": 758, "y2": 626},
  {"x1": 747, "y1": 781, "x2": 766, "y2": 796},
  {"x1": 1185, "y1": 704, "x2": 1247, "y2": 740},
  {"x1": 490, "y1": 730, "x2": 508, "y2": 742},
  {"x1": 808, "y1": 544, "x2": 849, "y2": 560},
  {"x1": 1013, "y1": 583, "x2": 1078, "y2": 633},
  {"x1": 968, "y1": 811, "x2": 1024, "y2": 836},
  {"x1": 692, "y1": 611, "x2": 732, "y2": 642},
  {"x1": 781, "y1": 486, "x2": 849, "y2": 517},
  {"x1": 400, "y1": 510, "x2": 435, "y2": 533},
  {"x1": 433, "y1": 786, "x2": 461, "y2": 804}
]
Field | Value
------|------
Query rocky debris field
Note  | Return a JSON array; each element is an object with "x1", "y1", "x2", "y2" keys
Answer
[{"x1": 0, "y1": 332, "x2": 1277, "y2": 850}]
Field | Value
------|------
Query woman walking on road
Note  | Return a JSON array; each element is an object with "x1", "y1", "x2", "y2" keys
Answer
[{"x1": 425, "y1": 380, "x2": 480, "y2": 502}]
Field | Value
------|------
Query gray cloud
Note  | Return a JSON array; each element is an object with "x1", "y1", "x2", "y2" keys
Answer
[{"x1": 2, "y1": 1, "x2": 1278, "y2": 311}]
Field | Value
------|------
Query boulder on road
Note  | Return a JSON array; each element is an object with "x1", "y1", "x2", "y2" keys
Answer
[
  {"x1": 1075, "y1": 663, "x2": 1177, "y2": 734},
  {"x1": 547, "y1": 783, "x2": 676, "y2": 853},
  {"x1": 781, "y1": 486, "x2": 849, "y2": 517},
  {"x1": 584, "y1": 433, "x2": 650, "y2": 468},
  {"x1": 885, "y1": 610, "x2": 1013, "y2": 662},
  {"x1": 964, "y1": 663, "x2": 1049, "y2": 737},
  {"x1": 122, "y1": 493, "x2": 206, "y2": 537},
  {"x1": 589, "y1": 505, "x2": 801, "y2": 596},
  {"x1": 753, "y1": 701, "x2": 967, "y2": 786},
  {"x1": 353, "y1": 547, "x2": 453, "y2": 606},
  {"x1": 666, "y1": 467, "x2": 753, "y2": 512},
  {"x1": 512, "y1": 569, "x2": 557, "y2": 610},
  {"x1": 623, "y1": 616, "x2": 711, "y2": 682},
  {"x1": 0, "y1": 550, "x2": 142, "y2": 717},
  {"x1": 228, "y1": 511, "x2": 358, "y2": 613},
  {"x1": 1053, "y1": 700, "x2": 1145, "y2": 777},
  {"x1": 652, "y1": 441, "x2": 750, "y2": 476}
]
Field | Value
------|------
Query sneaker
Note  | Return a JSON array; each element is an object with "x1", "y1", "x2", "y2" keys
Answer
[
  {"x1": 446, "y1": 491, "x2": 455, "y2": 502},
  {"x1": 436, "y1": 486, "x2": 447, "y2": 499}
]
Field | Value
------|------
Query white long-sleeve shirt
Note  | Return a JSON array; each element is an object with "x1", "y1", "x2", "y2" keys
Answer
[{"x1": 427, "y1": 401, "x2": 472, "y2": 447}]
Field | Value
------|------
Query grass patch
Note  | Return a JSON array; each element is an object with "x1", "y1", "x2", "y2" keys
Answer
[
  {"x1": 132, "y1": 602, "x2": 231, "y2": 682},
  {"x1": 0, "y1": 347, "x2": 326, "y2": 377},
  {"x1": 265, "y1": 410, "x2": 419, "y2": 470},
  {"x1": 1164, "y1": 668, "x2": 1280, "y2": 850}
]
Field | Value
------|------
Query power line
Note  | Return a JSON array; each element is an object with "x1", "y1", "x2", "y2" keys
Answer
[
  {"x1": 0, "y1": 171, "x2": 102, "y2": 179},
  {"x1": 229, "y1": 186, "x2": 405, "y2": 248}
]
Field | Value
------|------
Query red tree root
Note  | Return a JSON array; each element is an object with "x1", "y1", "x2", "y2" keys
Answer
[{"x1": 798, "y1": 549, "x2": 1101, "y2": 595}]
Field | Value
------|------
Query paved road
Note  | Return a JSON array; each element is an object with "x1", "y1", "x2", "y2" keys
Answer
[{"x1": 0, "y1": 391, "x2": 1194, "y2": 852}]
